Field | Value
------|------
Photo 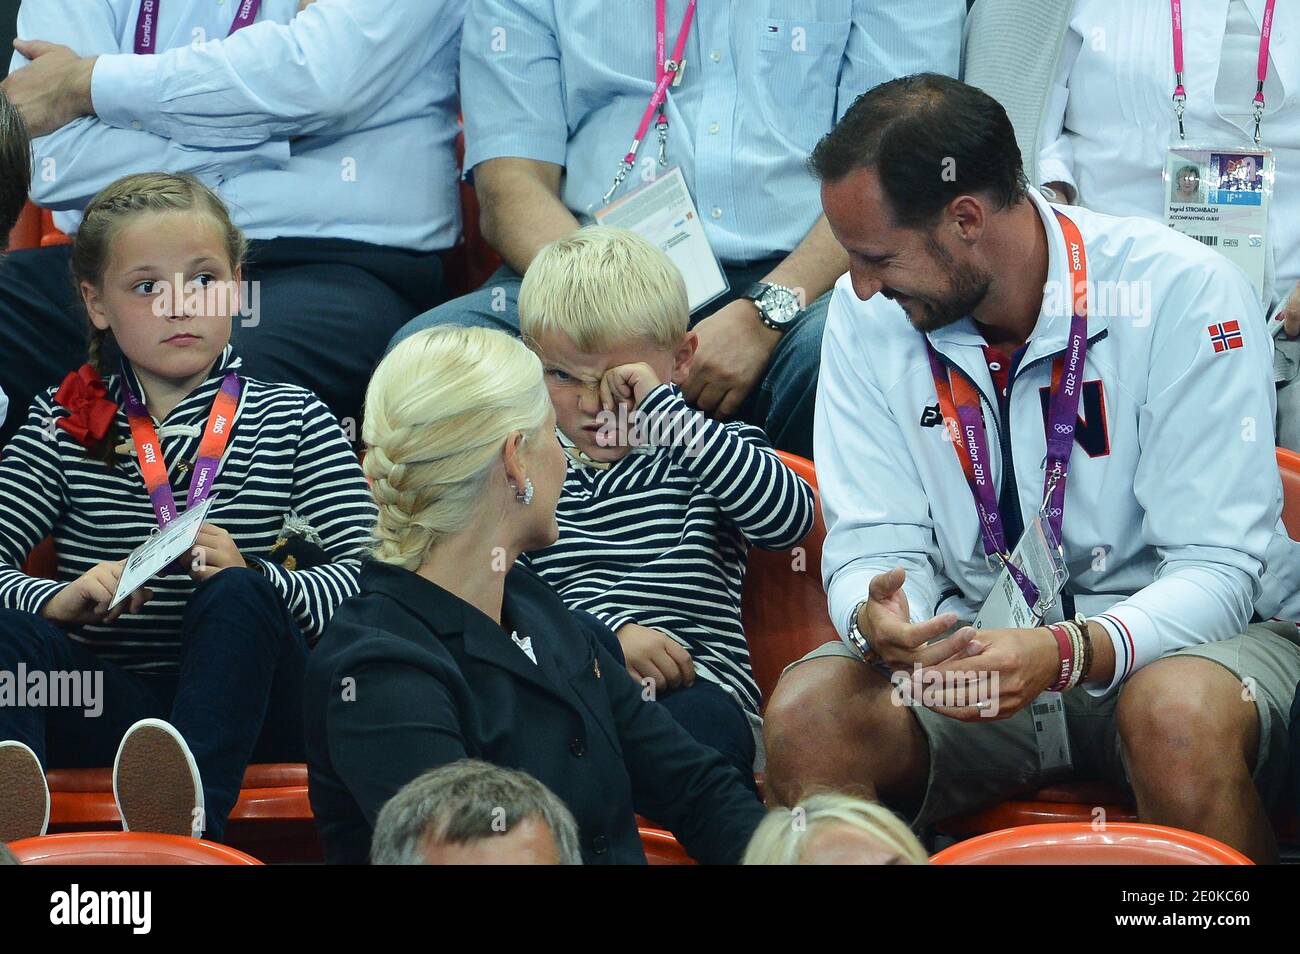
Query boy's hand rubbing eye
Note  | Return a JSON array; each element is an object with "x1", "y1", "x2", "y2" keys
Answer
[{"x1": 599, "y1": 363, "x2": 662, "y2": 413}]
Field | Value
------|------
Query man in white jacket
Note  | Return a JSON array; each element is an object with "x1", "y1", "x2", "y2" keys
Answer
[{"x1": 763, "y1": 74, "x2": 1300, "y2": 863}]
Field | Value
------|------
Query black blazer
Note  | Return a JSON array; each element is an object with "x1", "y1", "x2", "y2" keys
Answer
[{"x1": 304, "y1": 560, "x2": 766, "y2": 864}]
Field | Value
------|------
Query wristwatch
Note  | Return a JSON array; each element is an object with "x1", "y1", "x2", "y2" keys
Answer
[
  {"x1": 741, "y1": 282, "x2": 804, "y2": 333},
  {"x1": 845, "y1": 598, "x2": 876, "y2": 664}
]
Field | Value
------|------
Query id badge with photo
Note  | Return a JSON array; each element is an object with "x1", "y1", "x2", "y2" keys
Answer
[
  {"x1": 973, "y1": 510, "x2": 1073, "y2": 773},
  {"x1": 1163, "y1": 145, "x2": 1274, "y2": 301},
  {"x1": 593, "y1": 166, "x2": 729, "y2": 314}
]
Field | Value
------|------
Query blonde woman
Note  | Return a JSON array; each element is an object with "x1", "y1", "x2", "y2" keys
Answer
[
  {"x1": 304, "y1": 326, "x2": 766, "y2": 865},
  {"x1": 743, "y1": 793, "x2": 929, "y2": 865}
]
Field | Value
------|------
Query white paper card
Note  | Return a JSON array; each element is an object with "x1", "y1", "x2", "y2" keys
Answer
[
  {"x1": 1030, "y1": 691, "x2": 1073, "y2": 774},
  {"x1": 594, "y1": 167, "x2": 729, "y2": 314},
  {"x1": 110, "y1": 497, "x2": 215, "y2": 608}
]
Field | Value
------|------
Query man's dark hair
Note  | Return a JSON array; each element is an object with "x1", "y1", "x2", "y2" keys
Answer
[
  {"x1": 0, "y1": 87, "x2": 31, "y2": 240},
  {"x1": 809, "y1": 73, "x2": 1028, "y2": 228}
]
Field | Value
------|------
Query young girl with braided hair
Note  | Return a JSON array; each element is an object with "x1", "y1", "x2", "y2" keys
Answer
[{"x1": 0, "y1": 173, "x2": 375, "y2": 845}]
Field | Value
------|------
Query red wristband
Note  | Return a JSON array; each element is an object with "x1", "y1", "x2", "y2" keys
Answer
[{"x1": 1046, "y1": 624, "x2": 1074, "y2": 692}]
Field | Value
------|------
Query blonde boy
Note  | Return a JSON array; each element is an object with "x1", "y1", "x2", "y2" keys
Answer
[{"x1": 518, "y1": 226, "x2": 814, "y2": 778}]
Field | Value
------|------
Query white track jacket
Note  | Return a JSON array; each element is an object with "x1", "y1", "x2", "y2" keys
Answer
[{"x1": 817, "y1": 187, "x2": 1300, "y2": 695}]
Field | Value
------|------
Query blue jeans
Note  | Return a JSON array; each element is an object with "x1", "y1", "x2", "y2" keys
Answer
[
  {"x1": 388, "y1": 260, "x2": 828, "y2": 460},
  {"x1": 0, "y1": 569, "x2": 306, "y2": 841}
]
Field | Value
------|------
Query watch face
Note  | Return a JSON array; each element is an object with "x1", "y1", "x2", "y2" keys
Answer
[{"x1": 759, "y1": 286, "x2": 802, "y2": 326}]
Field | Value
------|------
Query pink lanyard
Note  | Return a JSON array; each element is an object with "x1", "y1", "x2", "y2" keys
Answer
[
  {"x1": 1170, "y1": 0, "x2": 1277, "y2": 144},
  {"x1": 602, "y1": 0, "x2": 697, "y2": 204},
  {"x1": 134, "y1": 0, "x2": 263, "y2": 55}
]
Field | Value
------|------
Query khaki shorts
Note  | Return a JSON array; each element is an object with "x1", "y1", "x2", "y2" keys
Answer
[{"x1": 788, "y1": 622, "x2": 1300, "y2": 831}]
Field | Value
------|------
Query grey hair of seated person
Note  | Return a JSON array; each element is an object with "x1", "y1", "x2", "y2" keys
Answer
[
  {"x1": 0, "y1": 841, "x2": 20, "y2": 865},
  {"x1": 0, "y1": 88, "x2": 31, "y2": 240},
  {"x1": 370, "y1": 759, "x2": 583, "y2": 865}
]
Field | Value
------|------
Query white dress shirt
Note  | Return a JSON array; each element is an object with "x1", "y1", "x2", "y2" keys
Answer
[
  {"x1": 13, "y1": 0, "x2": 465, "y2": 251},
  {"x1": 1037, "y1": 0, "x2": 1300, "y2": 311}
]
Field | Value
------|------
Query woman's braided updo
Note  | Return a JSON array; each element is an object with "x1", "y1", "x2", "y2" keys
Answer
[{"x1": 363, "y1": 326, "x2": 550, "y2": 571}]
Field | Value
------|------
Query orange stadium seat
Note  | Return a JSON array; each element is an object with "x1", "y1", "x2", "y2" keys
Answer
[
  {"x1": 39, "y1": 207, "x2": 71, "y2": 247},
  {"x1": 8, "y1": 831, "x2": 264, "y2": 865},
  {"x1": 6, "y1": 200, "x2": 43, "y2": 251},
  {"x1": 45, "y1": 764, "x2": 320, "y2": 863},
  {"x1": 639, "y1": 827, "x2": 696, "y2": 865},
  {"x1": 744, "y1": 451, "x2": 836, "y2": 706},
  {"x1": 929, "y1": 822, "x2": 1253, "y2": 865}
]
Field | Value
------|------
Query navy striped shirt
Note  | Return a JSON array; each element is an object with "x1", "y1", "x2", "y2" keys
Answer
[
  {"x1": 0, "y1": 348, "x2": 376, "y2": 672},
  {"x1": 521, "y1": 384, "x2": 815, "y2": 714}
]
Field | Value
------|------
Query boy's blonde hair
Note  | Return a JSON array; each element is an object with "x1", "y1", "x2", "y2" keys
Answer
[
  {"x1": 741, "y1": 793, "x2": 930, "y2": 865},
  {"x1": 518, "y1": 226, "x2": 689, "y2": 352},
  {"x1": 363, "y1": 326, "x2": 550, "y2": 571}
]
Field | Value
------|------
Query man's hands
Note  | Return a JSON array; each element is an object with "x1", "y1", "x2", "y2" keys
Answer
[
  {"x1": 189, "y1": 523, "x2": 247, "y2": 581},
  {"x1": 859, "y1": 567, "x2": 980, "y2": 671},
  {"x1": 915, "y1": 625, "x2": 1061, "y2": 722},
  {"x1": 40, "y1": 561, "x2": 152, "y2": 626},
  {"x1": 2, "y1": 40, "x2": 96, "y2": 138},
  {"x1": 616, "y1": 622, "x2": 695, "y2": 694},
  {"x1": 683, "y1": 299, "x2": 781, "y2": 420},
  {"x1": 864, "y1": 568, "x2": 1071, "y2": 721},
  {"x1": 1279, "y1": 279, "x2": 1300, "y2": 338}
]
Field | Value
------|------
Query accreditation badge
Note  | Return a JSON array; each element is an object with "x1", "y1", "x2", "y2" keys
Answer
[
  {"x1": 592, "y1": 166, "x2": 729, "y2": 315},
  {"x1": 1163, "y1": 145, "x2": 1274, "y2": 301},
  {"x1": 974, "y1": 511, "x2": 1073, "y2": 774}
]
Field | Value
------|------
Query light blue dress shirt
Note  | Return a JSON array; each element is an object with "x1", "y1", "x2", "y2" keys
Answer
[
  {"x1": 14, "y1": 0, "x2": 465, "y2": 251},
  {"x1": 461, "y1": 0, "x2": 963, "y2": 265}
]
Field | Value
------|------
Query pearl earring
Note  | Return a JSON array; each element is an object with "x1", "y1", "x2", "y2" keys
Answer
[{"x1": 516, "y1": 478, "x2": 534, "y2": 506}]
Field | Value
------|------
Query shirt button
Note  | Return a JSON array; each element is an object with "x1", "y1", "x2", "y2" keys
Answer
[
  {"x1": 988, "y1": 361, "x2": 1002, "y2": 372},
  {"x1": 710, "y1": 207, "x2": 722, "y2": 219},
  {"x1": 591, "y1": 835, "x2": 608, "y2": 855},
  {"x1": 569, "y1": 738, "x2": 585, "y2": 757},
  {"x1": 708, "y1": 122, "x2": 720, "y2": 135},
  {"x1": 709, "y1": 50, "x2": 722, "y2": 62},
  {"x1": 131, "y1": 120, "x2": 142, "y2": 130}
]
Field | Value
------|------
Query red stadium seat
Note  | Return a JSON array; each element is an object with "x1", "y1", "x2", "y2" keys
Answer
[
  {"x1": 39, "y1": 207, "x2": 71, "y2": 247},
  {"x1": 743, "y1": 451, "x2": 837, "y2": 706},
  {"x1": 46, "y1": 763, "x2": 320, "y2": 863},
  {"x1": 929, "y1": 822, "x2": 1252, "y2": 865},
  {"x1": 639, "y1": 827, "x2": 696, "y2": 865},
  {"x1": 6, "y1": 200, "x2": 43, "y2": 251},
  {"x1": 8, "y1": 831, "x2": 263, "y2": 865},
  {"x1": 1277, "y1": 447, "x2": 1300, "y2": 538}
]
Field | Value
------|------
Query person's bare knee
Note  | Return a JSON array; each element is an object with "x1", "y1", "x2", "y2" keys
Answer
[
  {"x1": 763, "y1": 656, "x2": 926, "y2": 807},
  {"x1": 1116, "y1": 657, "x2": 1259, "y2": 811}
]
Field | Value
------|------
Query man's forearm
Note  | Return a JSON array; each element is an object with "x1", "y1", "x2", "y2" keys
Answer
[
  {"x1": 476, "y1": 158, "x2": 581, "y2": 276},
  {"x1": 759, "y1": 214, "x2": 849, "y2": 307}
]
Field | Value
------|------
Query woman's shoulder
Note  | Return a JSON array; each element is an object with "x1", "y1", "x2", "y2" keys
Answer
[{"x1": 311, "y1": 585, "x2": 460, "y2": 679}]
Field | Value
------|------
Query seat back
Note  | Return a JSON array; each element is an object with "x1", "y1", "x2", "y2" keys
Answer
[
  {"x1": 928, "y1": 822, "x2": 1252, "y2": 865},
  {"x1": 7, "y1": 831, "x2": 263, "y2": 865},
  {"x1": 742, "y1": 452, "x2": 837, "y2": 706},
  {"x1": 1277, "y1": 447, "x2": 1300, "y2": 539}
]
